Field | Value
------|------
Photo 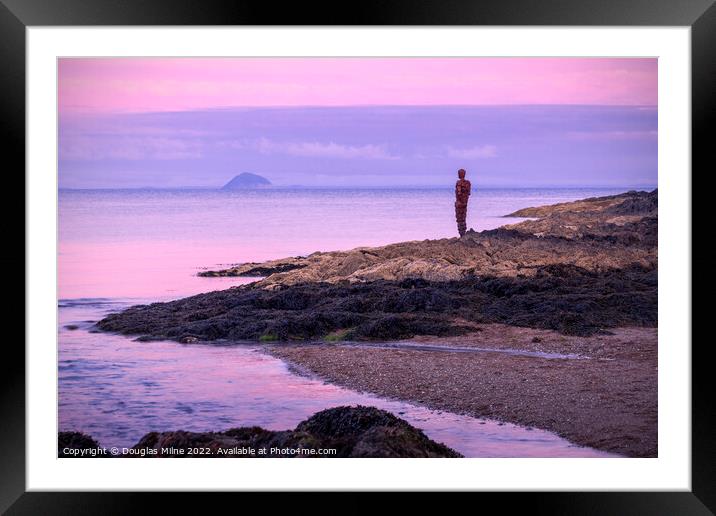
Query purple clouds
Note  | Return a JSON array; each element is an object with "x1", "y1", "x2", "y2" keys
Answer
[{"x1": 59, "y1": 105, "x2": 657, "y2": 189}]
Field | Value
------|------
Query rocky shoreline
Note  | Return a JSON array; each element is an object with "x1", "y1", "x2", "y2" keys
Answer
[
  {"x1": 94, "y1": 189, "x2": 658, "y2": 457},
  {"x1": 99, "y1": 264, "x2": 655, "y2": 342},
  {"x1": 98, "y1": 190, "x2": 657, "y2": 342},
  {"x1": 199, "y1": 189, "x2": 656, "y2": 285},
  {"x1": 59, "y1": 406, "x2": 461, "y2": 458}
]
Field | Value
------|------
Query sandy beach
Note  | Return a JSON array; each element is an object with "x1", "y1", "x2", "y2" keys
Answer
[{"x1": 265, "y1": 324, "x2": 657, "y2": 457}]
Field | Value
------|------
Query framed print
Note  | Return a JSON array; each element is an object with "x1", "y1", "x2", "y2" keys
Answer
[{"x1": 3, "y1": 0, "x2": 712, "y2": 512}]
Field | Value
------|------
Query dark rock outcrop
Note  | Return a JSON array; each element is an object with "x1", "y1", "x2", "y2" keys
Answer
[
  {"x1": 505, "y1": 189, "x2": 657, "y2": 218},
  {"x1": 60, "y1": 406, "x2": 462, "y2": 458},
  {"x1": 98, "y1": 263, "x2": 655, "y2": 340},
  {"x1": 58, "y1": 431, "x2": 103, "y2": 457},
  {"x1": 199, "y1": 261, "x2": 306, "y2": 278}
]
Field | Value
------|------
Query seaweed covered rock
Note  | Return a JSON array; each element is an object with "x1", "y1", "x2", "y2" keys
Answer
[
  {"x1": 98, "y1": 264, "x2": 656, "y2": 341},
  {"x1": 60, "y1": 406, "x2": 462, "y2": 458},
  {"x1": 294, "y1": 406, "x2": 462, "y2": 457}
]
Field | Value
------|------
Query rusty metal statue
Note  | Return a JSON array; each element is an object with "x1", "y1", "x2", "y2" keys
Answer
[{"x1": 454, "y1": 168, "x2": 471, "y2": 237}]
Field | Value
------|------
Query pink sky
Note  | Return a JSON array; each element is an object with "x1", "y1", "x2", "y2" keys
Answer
[{"x1": 58, "y1": 58, "x2": 657, "y2": 114}]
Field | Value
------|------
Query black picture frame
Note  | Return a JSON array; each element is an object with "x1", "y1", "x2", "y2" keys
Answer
[{"x1": 2, "y1": 0, "x2": 710, "y2": 512}]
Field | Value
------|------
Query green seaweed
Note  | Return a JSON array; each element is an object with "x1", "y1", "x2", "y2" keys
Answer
[{"x1": 324, "y1": 328, "x2": 354, "y2": 342}]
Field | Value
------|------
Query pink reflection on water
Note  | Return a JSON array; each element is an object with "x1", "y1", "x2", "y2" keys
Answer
[
  {"x1": 58, "y1": 240, "x2": 261, "y2": 300},
  {"x1": 58, "y1": 188, "x2": 623, "y2": 300}
]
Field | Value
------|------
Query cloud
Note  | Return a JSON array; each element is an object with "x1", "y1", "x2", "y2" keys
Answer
[
  {"x1": 59, "y1": 132, "x2": 398, "y2": 162},
  {"x1": 446, "y1": 145, "x2": 497, "y2": 159},
  {"x1": 254, "y1": 138, "x2": 397, "y2": 160},
  {"x1": 566, "y1": 130, "x2": 658, "y2": 141},
  {"x1": 60, "y1": 136, "x2": 203, "y2": 160}
]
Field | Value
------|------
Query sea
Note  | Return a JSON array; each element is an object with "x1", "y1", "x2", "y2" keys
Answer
[{"x1": 58, "y1": 187, "x2": 634, "y2": 457}]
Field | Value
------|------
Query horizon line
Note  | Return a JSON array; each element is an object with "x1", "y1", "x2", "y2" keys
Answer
[
  {"x1": 59, "y1": 184, "x2": 658, "y2": 191},
  {"x1": 60, "y1": 103, "x2": 659, "y2": 117}
]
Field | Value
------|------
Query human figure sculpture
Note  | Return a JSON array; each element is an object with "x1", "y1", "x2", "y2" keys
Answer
[{"x1": 454, "y1": 169, "x2": 471, "y2": 237}]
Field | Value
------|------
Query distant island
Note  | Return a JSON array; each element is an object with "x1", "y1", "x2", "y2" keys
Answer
[{"x1": 221, "y1": 173, "x2": 272, "y2": 190}]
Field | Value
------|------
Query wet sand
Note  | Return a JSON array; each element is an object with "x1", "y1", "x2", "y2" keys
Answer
[{"x1": 265, "y1": 324, "x2": 657, "y2": 457}]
